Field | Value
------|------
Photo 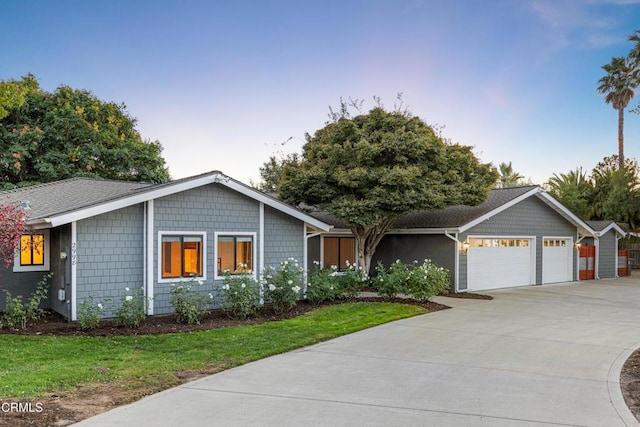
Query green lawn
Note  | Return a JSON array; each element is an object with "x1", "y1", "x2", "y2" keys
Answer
[{"x1": 0, "y1": 302, "x2": 425, "y2": 398}]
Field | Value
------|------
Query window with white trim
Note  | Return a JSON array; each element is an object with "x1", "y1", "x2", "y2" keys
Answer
[
  {"x1": 216, "y1": 233, "x2": 254, "y2": 275},
  {"x1": 159, "y1": 233, "x2": 205, "y2": 280}
]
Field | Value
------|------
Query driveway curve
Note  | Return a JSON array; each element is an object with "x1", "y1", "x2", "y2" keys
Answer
[{"x1": 75, "y1": 278, "x2": 640, "y2": 426}]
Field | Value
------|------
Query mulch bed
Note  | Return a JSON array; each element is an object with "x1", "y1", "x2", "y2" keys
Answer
[
  {"x1": 620, "y1": 348, "x2": 640, "y2": 422},
  {"x1": 1, "y1": 297, "x2": 449, "y2": 427},
  {"x1": 441, "y1": 292, "x2": 493, "y2": 300}
]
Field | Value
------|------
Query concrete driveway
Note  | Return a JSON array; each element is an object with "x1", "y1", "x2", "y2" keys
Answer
[{"x1": 75, "y1": 278, "x2": 640, "y2": 426}]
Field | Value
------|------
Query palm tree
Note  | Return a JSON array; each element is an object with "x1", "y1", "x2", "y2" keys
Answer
[
  {"x1": 628, "y1": 30, "x2": 640, "y2": 114},
  {"x1": 497, "y1": 162, "x2": 524, "y2": 188},
  {"x1": 597, "y1": 56, "x2": 637, "y2": 168},
  {"x1": 546, "y1": 168, "x2": 593, "y2": 220}
]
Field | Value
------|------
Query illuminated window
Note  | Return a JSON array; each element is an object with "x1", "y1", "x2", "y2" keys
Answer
[
  {"x1": 217, "y1": 235, "x2": 253, "y2": 274},
  {"x1": 323, "y1": 237, "x2": 355, "y2": 270},
  {"x1": 14, "y1": 231, "x2": 50, "y2": 272},
  {"x1": 161, "y1": 234, "x2": 203, "y2": 279},
  {"x1": 20, "y1": 234, "x2": 45, "y2": 266}
]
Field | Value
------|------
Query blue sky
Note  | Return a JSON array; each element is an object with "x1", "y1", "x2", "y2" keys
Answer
[{"x1": 1, "y1": 0, "x2": 640, "y2": 185}]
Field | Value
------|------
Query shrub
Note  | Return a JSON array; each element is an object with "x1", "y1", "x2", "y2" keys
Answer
[
  {"x1": 263, "y1": 258, "x2": 303, "y2": 314},
  {"x1": 373, "y1": 260, "x2": 410, "y2": 300},
  {"x1": 77, "y1": 296, "x2": 105, "y2": 330},
  {"x1": 220, "y1": 271, "x2": 260, "y2": 319},
  {"x1": 406, "y1": 259, "x2": 450, "y2": 301},
  {"x1": 373, "y1": 259, "x2": 450, "y2": 301},
  {"x1": 115, "y1": 287, "x2": 146, "y2": 328},
  {"x1": 1, "y1": 273, "x2": 52, "y2": 329},
  {"x1": 169, "y1": 279, "x2": 212, "y2": 324},
  {"x1": 336, "y1": 260, "x2": 368, "y2": 299},
  {"x1": 306, "y1": 265, "x2": 339, "y2": 304}
]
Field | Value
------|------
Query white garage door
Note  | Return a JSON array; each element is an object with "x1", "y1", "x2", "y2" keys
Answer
[
  {"x1": 542, "y1": 238, "x2": 573, "y2": 284},
  {"x1": 467, "y1": 238, "x2": 534, "y2": 291}
]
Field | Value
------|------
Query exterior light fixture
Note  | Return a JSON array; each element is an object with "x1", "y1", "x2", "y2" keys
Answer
[{"x1": 461, "y1": 241, "x2": 470, "y2": 254}]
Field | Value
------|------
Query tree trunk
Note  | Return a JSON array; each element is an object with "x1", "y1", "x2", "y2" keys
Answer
[
  {"x1": 618, "y1": 106, "x2": 625, "y2": 168},
  {"x1": 352, "y1": 218, "x2": 395, "y2": 276}
]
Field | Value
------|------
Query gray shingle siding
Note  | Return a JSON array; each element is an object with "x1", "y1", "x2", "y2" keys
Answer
[
  {"x1": 152, "y1": 185, "x2": 261, "y2": 314},
  {"x1": 460, "y1": 196, "x2": 577, "y2": 288},
  {"x1": 264, "y1": 206, "x2": 304, "y2": 268},
  {"x1": 598, "y1": 231, "x2": 616, "y2": 279},
  {"x1": 75, "y1": 204, "x2": 145, "y2": 318}
]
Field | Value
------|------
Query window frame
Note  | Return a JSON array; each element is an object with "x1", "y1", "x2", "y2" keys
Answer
[
  {"x1": 157, "y1": 231, "x2": 207, "y2": 283},
  {"x1": 13, "y1": 230, "x2": 50, "y2": 273},
  {"x1": 214, "y1": 232, "x2": 257, "y2": 280},
  {"x1": 322, "y1": 235, "x2": 356, "y2": 271}
]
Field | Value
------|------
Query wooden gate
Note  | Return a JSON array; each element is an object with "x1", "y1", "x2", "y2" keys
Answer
[
  {"x1": 618, "y1": 250, "x2": 630, "y2": 277},
  {"x1": 579, "y1": 245, "x2": 595, "y2": 280}
]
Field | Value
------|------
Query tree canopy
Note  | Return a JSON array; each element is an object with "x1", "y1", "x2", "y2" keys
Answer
[
  {"x1": 279, "y1": 103, "x2": 498, "y2": 272},
  {"x1": 0, "y1": 74, "x2": 170, "y2": 189}
]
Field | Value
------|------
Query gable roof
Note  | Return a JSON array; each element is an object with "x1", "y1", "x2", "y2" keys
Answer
[
  {"x1": 586, "y1": 220, "x2": 627, "y2": 237},
  {"x1": 311, "y1": 186, "x2": 595, "y2": 236},
  {"x1": 0, "y1": 171, "x2": 332, "y2": 232}
]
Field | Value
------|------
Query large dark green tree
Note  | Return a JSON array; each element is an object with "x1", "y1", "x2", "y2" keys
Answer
[
  {"x1": 590, "y1": 156, "x2": 640, "y2": 226},
  {"x1": 0, "y1": 74, "x2": 170, "y2": 189},
  {"x1": 279, "y1": 103, "x2": 498, "y2": 272}
]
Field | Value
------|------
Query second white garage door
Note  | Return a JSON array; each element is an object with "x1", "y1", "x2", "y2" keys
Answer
[
  {"x1": 542, "y1": 238, "x2": 573, "y2": 284},
  {"x1": 467, "y1": 237, "x2": 535, "y2": 291}
]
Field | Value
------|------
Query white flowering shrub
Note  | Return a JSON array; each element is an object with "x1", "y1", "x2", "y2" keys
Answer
[
  {"x1": 115, "y1": 286, "x2": 146, "y2": 328},
  {"x1": 406, "y1": 260, "x2": 450, "y2": 301},
  {"x1": 336, "y1": 260, "x2": 367, "y2": 299},
  {"x1": 263, "y1": 258, "x2": 303, "y2": 314},
  {"x1": 374, "y1": 260, "x2": 410, "y2": 300},
  {"x1": 373, "y1": 260, "x2": 450, "y2": 301},
  {"x1": 221, "y1": 270, "x2": 260, "y2": 319},
  {"x1": 306, "y1": 263, "x2": 339, "y2": 304},
  {"x1": 77, "y1": 296, "x2": 105, "y2": 330},
  {"x1": 169, "y1": 278, "x2": 212, "y2": 324}
]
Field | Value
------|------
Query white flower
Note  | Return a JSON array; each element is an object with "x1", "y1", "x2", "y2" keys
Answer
[
  {"x1": 125, "y1": 295, "x2": 133, "y2": 301},
  {"x1": 208, "y1": 293, "x2": 214, "y2": 299},
  {"x1": 222, "y1": 284, "x2": 230, "y2": 291},
  {"x1": 268, "y1": 284, "x2": 276, "y2": 291},
  {"x1": 287, "y1": 280, "x2": 293, "y2": 285},
  {"x1": 330, "y1": 265, "x2": 338, "y2": 270},
  {"x1": 97, "y1": 303, "x2": 103, "y2": 310},
  {"x1": 197, "y1": 279, "x2": 204, "y2": 285},
  {"x1": 125, "y1": 287, "x2": 130, "y2": 292},
  {"x1": 292, "y1": 286, "x2": 301, "y2": 293},
  {"x1": 241, "y1": 283, "x2": 246, "y2": 288}
]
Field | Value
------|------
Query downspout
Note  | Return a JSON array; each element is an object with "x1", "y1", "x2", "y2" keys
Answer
[{"x1": 444, "y1": 231, "x2": 461, "y2": 293}]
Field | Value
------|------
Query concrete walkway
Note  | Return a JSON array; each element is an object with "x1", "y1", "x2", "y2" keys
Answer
[{"x1": 75, "y1": 278, "x2": 640, "y2": 426}]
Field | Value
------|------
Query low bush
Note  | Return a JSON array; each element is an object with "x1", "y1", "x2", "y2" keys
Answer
[
  {"x1": 169, "y1": 279, "x2": 212, "y2": 324},
  {"x1": 77, "y1": 296, "x2": 105, "y2": 330},
  {"x1": 114, "y1": 287, "x2": 146, "y2": 328},
  {"x1": 263, "y1": 258, "x2": 303, "y2": 313},
  {"x1": 373, "y1": 259, "x2": 450, "y2": 301},
  {"x1": 306, "y1": 265, "x2": 339, "y2": 304},
  {"x1": 220, "y1": 271, "x2": 260, "y2": 319},
  {"x1": 1, "y1": 273, "x2": 52, "y2": 329}
]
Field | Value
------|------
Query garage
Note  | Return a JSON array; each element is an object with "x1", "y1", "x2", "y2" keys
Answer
[
  {"x1": 467, "y1": 237, "x2": 535, "y2": 291},
  {"x1": 542, "y1": 238, "x2": 573, "y2": 284}
]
